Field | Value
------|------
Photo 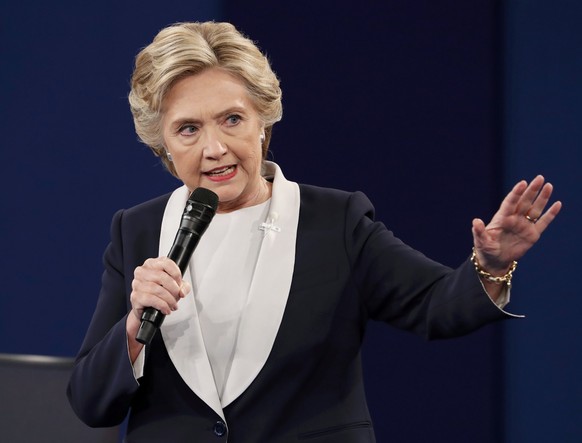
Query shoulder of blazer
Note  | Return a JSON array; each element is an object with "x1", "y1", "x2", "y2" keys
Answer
[
  {"x1": 107, "y1": 192, "x2": 175, "y2": 281},
  {"x1": 298, "y1": 184, "x2": 351, "y2": 217},
  {"x1": 297, "y1": 183, "x2": 376, "y2": 222}
]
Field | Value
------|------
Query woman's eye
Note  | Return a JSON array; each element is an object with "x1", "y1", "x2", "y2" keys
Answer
[
  {"x1": 226, "y1": 114, "x2": 241, "y2": 126},
  {"x1": 179, "y1": 125, "x2": 197, "y2": 136}
]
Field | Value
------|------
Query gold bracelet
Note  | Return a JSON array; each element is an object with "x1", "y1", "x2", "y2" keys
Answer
[{"x1": 470, "y1": 247, "x2": 518, "y2": 289}]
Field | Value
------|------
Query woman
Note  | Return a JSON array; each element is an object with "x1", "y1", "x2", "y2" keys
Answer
[{"x1": 67, "y1": 22, "x2": 561, "y2": 442}]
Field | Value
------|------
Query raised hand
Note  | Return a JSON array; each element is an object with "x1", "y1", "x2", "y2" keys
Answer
[{"x1": 471, "y1": 175, "x2": 562, "y2": 274}]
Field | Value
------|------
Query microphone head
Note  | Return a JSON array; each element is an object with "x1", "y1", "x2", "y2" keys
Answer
[{"x1": 189, "y1": 187, "x2": 219, "y2": 211}]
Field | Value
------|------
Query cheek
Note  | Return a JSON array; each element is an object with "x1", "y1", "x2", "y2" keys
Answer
[
  {"x1": 172, "y1": 154, "x2": 202, "y2": 181},
  {"x1": 241, "y1": 149, "x2": 263, "y2": 175}
]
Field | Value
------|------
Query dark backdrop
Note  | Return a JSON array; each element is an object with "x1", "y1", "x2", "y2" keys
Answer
[
  {"x1": 502, "y1": 1, "x2": 581, "y2": 441},
  {"x1": 1, "y1": 1, "x2": 578, "y2": 442},
  {"x1": 223, "y1": 2, "x2": 504, "y2": 442}
]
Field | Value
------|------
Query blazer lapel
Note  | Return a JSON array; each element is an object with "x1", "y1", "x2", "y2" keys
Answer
[
  {"x1": 159, "y1": 185, "x2": 225, "y2": 421},
  {"x1": 220, "y1": 162, "x2": 300, "y2": 407},
  {"x1": 157, "y1": 162, "x2": 300, "y2": 414}
]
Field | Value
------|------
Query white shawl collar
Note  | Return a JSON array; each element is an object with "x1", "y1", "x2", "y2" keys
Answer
[{"x1": 158, "y1": 162, "x2": 300, "y2": 419}]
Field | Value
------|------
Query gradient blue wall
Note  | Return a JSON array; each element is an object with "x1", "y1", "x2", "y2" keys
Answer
[
  {"x1": 503, "y1": 1, "x2": 582, "y2": 441},
  {"x1": 0, "y1": 0, "x2": 220, "y2": 355},
  {"x1": 0, "y1": 1, "x2": 578, "y2": 441}
]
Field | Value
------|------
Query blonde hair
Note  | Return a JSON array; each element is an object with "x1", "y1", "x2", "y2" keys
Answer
[{"x1": 128, "y1": 22, "x2": 283, "y2": 177}]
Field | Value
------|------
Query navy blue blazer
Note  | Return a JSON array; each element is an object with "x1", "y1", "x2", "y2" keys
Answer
[{"x1": 68, "y1": 184, "x2": 511, "y2": 442}]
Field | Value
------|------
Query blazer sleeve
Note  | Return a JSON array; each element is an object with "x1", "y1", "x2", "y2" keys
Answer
[
  {"x1": 67, "y1": 209, "x2": 140, "y2": 427},
  {"x1": 346, "y1": 191, "x2": 514, "y2": 339}
]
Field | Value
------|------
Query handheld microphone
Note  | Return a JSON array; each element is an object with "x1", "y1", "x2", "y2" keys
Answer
[{"x1": 135, "y1": 187, "x2": 219, "y2": 345}]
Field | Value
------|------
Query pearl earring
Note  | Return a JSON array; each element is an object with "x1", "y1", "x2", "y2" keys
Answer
[
  {"x1": 166, "y1": 151, "x2": 173, "y2": 162},
  {"x1": 260, "y1": 133, "x2": 265, "y2": 144}
]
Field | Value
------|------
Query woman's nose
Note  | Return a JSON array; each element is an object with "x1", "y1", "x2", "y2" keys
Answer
[{"x1": 202, "y1": 130, "x2": 227, "y2": 158}]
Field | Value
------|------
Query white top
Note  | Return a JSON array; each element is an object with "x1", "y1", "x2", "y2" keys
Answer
[
  {"x1": 190, "y1": 199, "x2": 271, "y2": 399},
  {"x1": 154, "y1": 162, "x2": 301, "y2": 420}
]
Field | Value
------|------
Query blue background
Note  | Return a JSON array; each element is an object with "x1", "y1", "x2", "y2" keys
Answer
[{"x1": 0, "y1": 1, "x2": 579, "y2": 441}]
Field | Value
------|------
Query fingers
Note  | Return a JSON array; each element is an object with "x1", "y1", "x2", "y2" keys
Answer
[
  {"x1": 180, "y1": 280, "x2": 192, "y2": 297},
  {"x1": 502, "y1": 175, "x2": 559, "y2": 223},
  {"x1": 516, "y1": 175, "x2": 544, "y2": 212},
  {"x1": 515, "y1": 175, "x2": 561, "y2": 232},
  {"x1": 146, "y1": 256, "x2": 183, "y2": 282},
  {"x1": 130, "y1": 257, "x2": 189, "y2": 316},
  {"x1": 525, "y1": 181, "x2": 554, "y2": 220},
  {"x1": 471, "y1": 217, "x2": 496, "y2": 252},
  {"x1": 516, "y1": 175, "x2": 556, "y2": 218},
  {"x1": 532, "y1": 200, "x2": 563, "y2": 233},
  {"x1": 497, "y1": 180, "x2": 528, "y2": 216},
  {"x1": 471, "y1": 218, "x2": 486, "y2": 244}
]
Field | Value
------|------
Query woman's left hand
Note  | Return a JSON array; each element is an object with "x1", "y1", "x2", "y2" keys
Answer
[{"x1": 471, "y1": 175, "x2": 562, "y2": 274}]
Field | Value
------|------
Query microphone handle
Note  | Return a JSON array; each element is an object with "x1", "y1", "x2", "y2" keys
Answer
[
  {"x1": 135, "y1": 231, "x2": 201, "y2": 345},
  {"x1": 134, "y1": 194, "x2": 217, "y2": 346}
]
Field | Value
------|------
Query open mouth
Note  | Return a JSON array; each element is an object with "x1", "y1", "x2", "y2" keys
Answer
[
  {"x1": 204, "y1": 165, "x2": 237, "y2": 181},
  {"x1": 205, "y1": 165, "x2": 235, "y2": 176}
]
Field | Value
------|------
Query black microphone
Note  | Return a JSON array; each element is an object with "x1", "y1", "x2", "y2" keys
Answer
[{"x1": 135, "y1": 187, "x2": 219, "y2": 345}]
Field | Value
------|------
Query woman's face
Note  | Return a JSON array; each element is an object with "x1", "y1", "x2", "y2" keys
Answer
[{"x1": 161, "y1": 68, "x2": 267, "y2": 213}]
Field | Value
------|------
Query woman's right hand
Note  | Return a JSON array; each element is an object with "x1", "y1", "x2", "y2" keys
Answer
[{"x1": 126, "y1": 257, "x2": 191, "y2": 356}]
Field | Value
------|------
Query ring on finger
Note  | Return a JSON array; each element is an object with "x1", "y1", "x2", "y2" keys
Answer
[{"x1": 525, "y1": 214, "x2": 538, "y2": 223}]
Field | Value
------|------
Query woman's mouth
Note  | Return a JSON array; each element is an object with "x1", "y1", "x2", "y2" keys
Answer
[{"x1": 204, "y1": 165, "x2": 237, "y2": 181}]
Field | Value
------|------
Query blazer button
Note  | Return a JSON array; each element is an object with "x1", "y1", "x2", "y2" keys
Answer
[{"x1": 213, "y1": 420, "x2": 227, "y2": 437}]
